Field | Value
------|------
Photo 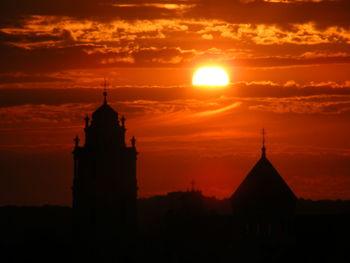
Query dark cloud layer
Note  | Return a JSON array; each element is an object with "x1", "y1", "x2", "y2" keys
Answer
[
  {"x1": 190, "y1": 0, "x2": 350, "y2": 26},
  {"x1": 1, "y1": 81, "x2": 350, "y2": 107},
  {"x1": 0, "y1": 0, "x2": 176, "y2": 27},
  {"x1": 2, "y1": 1, "x2": 350, "y2": 25},
  {"x1": 0, "y1": 74, "x2": 71, "y2": 84},
  {"x1": 1, "y1": 42, "x2": 350, "y2": 74}
]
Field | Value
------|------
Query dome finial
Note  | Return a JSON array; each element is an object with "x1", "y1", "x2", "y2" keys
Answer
[
  {"x1": 261, "y1": 128, "x2": 266, "y2": 158},
  {"x1": 102, "y1": 77, "x2": 108, "y2": 104}
]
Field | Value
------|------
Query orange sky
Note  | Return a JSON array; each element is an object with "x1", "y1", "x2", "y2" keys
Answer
[{"x1": 1, "y1": 0, "x2": 350, "y2": 205}]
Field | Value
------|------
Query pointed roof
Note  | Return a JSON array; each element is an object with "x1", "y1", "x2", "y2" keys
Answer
[{"x1": 232, "y1": 148, "x2": 297, "y2": 203}]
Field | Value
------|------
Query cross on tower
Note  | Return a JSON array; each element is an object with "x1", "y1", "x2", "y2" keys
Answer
[
  {"x1": 102, "y1": 78, "x2": 109, "y2": 104},
  {"x1": 261, "y1": 128, "x2": 266, "y2": 158},
  {"x1": 262, "y1": 128, "x2": 265, "y2": 148}
]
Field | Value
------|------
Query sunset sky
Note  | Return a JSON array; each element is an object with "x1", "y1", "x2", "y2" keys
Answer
[{"x1": 1, "y1": 0, "x2": 350, "y2": 205}]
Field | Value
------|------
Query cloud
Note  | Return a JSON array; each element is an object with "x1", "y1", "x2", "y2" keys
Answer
[
  {"x1": 1, "y1": 2, "x2": 350, "y2": 76},
  {"x1": 0, "y1": 74, "x2": 71, "y2": 84},
  {"x1": 0, "y1": 0, "x2": 194, "y2": 27},
  {"x1": 0, "y1": 103, "x2": 94, "y2": 127},
  {"x1": 2, "y1": 81, "x2": 350, "y2": 107},
  {"x1": 197, "y1": 22, "x2": 350, "y2": 45},
  {"x1": 2, "y1": 0, "x2": 349, "y2": 26},
  {"x1": 188, "y1": 0, "x2": 350, "y2": 26},
  {"x1": 248, "y1": 95, "x2": 350, "y2": 114},
  {"x1": 1, "y1": 41, "x2": 350, "y2": 75},
  {"x1": 193, "y1": 102, "x2": 242, "y2": 116}
]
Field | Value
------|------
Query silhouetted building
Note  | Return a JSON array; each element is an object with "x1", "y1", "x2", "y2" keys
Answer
[
  {"x1": 165, "y1": 190, "x2": 204, "y2": 216},
  {"x1": 72, "y1": 90, "x2": 137, "y2": 257},
  {"x1": 231, "y1": 139, "x2": 297, "y2": 241}
]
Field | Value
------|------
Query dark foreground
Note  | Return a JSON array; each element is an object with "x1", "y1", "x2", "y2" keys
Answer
[{"x1": 1, "y1": 199, "x2": 349, "y2": 263}]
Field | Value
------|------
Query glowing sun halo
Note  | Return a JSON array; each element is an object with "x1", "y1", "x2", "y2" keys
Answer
[{"x1": 192, "y1": 66, "x2": 230, "y2": 87}]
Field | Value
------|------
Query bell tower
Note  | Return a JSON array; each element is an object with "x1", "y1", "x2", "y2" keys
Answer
[
  {"x1": 231, "y1": 130, "x2": 296, "y2": 241},
  {"x1": 72, "y1": 89, "x2": 137, "y2": 256}
]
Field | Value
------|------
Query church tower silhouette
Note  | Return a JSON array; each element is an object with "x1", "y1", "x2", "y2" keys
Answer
[
  {"x1": 231, "y1": 130, "x2": 296, "y2": 241},
  {"x1": 72, "y1": 89, "x2": 137, "y2": 254}
]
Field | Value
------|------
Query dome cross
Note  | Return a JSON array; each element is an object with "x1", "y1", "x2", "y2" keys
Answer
[{"x1": 102, "y1": 78, "x2": 109, "y2": 104}]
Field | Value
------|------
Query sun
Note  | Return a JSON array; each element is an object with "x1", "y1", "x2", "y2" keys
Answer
[{"x1": 192, "y1": 66, "x2": 230, "y2": 87}]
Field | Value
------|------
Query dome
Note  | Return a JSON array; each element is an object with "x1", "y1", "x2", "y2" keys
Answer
[
  {"x1": 91, "y1": 91, "x2": 119, "y2": 125},
  {"x1": 92, "y1": 103, "x2": 118, "y2": 118}
]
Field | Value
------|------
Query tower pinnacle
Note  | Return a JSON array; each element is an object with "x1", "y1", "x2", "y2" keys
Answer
[
  {"x1": 131, "y1": 136, "x2": 136, "y2": 148},
  {"x1": 84, "y1": 115, "x2": 90, "y2": 128},
  {"x1": 261, "y1": 128, "x2": 266, "y2": 158},
  {"x1": 121, "y1": 115, "x2": 126, "y2": 127}
]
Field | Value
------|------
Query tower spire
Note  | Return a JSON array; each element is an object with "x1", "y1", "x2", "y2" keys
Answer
[
  {"x1": 103, "y1": 78, "x2": 108, "y2": 104},
  {"x1": 261, "y1": 128, "x2": 266, "y2": 158}
]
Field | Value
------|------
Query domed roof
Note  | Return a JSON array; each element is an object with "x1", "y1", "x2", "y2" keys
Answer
[
  {"x1": 91, "y1": 91, "x2": 119, "y2": 124},
  {"x1": 232, "y1": 149, "x2": 296, "y2": 203},
  {"x1": 92, "y1": 103, "x2": 118, "y2": 118}
]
